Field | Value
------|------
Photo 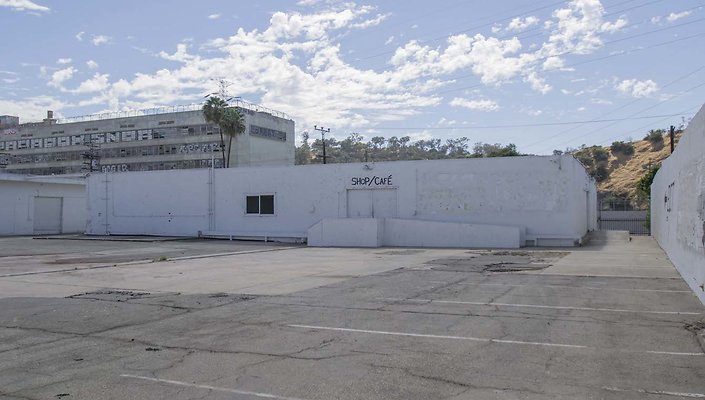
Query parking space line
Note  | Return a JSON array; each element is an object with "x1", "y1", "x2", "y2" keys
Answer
[
  {"x1": 120, "y1": 374, "x2": 308, "y2": 400},
  {"x1": 288, "y1": 325, "x2": 704, "y2": 356},
  {"x1": 429, "y1": 282, "x2": 692, "y2": 293},
  {"x1": 287, "y1": 324, "x2": 586, "y2": 349},
  {"x1": 378, "y1": 297, "x2": 702, "y2": 315},
  {"x1": 602, "y1": 386, "x2": 705, "y2": 398}
]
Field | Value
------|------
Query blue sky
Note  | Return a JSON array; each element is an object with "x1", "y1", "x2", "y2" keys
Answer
[{"x1": 1, "y1": 0, "x2": 703, "y2": 154}]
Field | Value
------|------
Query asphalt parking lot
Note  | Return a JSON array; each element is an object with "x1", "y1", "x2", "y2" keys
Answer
[{"x1": 0, "y1": 235, "x2": 703, "y2": 399}]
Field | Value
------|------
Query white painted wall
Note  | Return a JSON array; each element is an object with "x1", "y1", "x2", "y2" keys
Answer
[
  {"x1": 87, "y1": 156, "x2": 596, "y2": 247},
  {"x1": 0, "y1": 174, "x2": 86, "y2": 235},
  {"x1": 652, "y1": 104, "x2": 705, "y2": 304}
]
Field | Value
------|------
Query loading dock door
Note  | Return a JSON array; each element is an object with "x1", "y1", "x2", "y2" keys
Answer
[
  {"x1": 347, "y1": 189, "x2": 398, "y2": 218},
  {"x1": 33, "y1": 196, "x2": 63, "y2": 234}
]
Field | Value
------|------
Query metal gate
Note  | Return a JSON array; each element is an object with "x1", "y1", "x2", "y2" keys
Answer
[{"x1": 597, "y1": 210, "x2": 649, "y2": 235}]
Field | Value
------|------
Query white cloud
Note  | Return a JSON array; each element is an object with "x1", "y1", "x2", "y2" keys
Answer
[
  {"x1": 506, "y1": 16, "x2": 540, "y2": 32},
  {"x1": 384, "y1": 36, "x2": 394, "y2": 45},
  {"x1": 0, "y1": 96, "x2": 64, "y2": 122},
  {"x1": 351, "y1": 13, "x2": 390, "y2": 29},
  {"x1": 92, "y1": 35, "x2": 111, "y2": 46},
  {"x1": 0, "y1": 0, "x2": 48, "y2": 12},
  {"x1": 35, "y1": 2, "x2": 634, "y2": 128},
  {"x1": 86, "y1": 60, "x2": 99, "y2": 69},
  {"x1": 48, "y1": 66, "x2": 76, "y2": 89},
  {"x1": 650, "y1": 16, "x2": 661, "y2": 24},
  {"x1": 207, "y1": 13, "x2": 221, "y2": 20},
  {"x1": 71, "y1": 73, "x2": 110, "y2": 94},
  {"x1": 616, "y1": 79, "x2": 659, "y2": 98},
  {"x1": 75, "y1": 31, "x2": 85, "y2": 41},
  {"x1": 57, "y1": 58, "x2": 72, "y2": 65},
  {"x1": 521, "y1": 107, "x2": 543, "y2": 116},
  {"x1": 438, "y1": 117, "x2": 457, "y2": 126},
  {"x1": 449, "y1": 98, "x2": 499, "y2": 112},
  {"x1": 590, "y1": 97, "x2": 612, "y2": 105},
  {"x1": 667, "y1": 11, "x2": 691, "y2": 22}
]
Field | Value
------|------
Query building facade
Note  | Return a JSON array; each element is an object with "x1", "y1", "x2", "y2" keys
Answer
[
  {"x1": 86, "y1": 156, "x2": 598, "y2": 248},
  {"x1": 0, "y1": 102, "x2": 295, "y2": 176}
]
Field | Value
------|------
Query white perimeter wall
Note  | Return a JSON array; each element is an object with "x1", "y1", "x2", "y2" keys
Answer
[
  {"x1": 0, "y1": 177, "x2": 86, "y2": 235},
  {"x1": 652, "y1": 104, "x2": 705, "y2": 304},
  {"x1": 86, "y1": 156, "x2": 596, "y2": 246}
]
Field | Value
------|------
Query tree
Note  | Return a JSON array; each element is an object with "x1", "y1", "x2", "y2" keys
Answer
[
  {"x1": 219, "y1": 108, "x2": 246, "y2": 167},
  {"x1": 202, "y1": 96, "x2": 228, "y2": 167},
  {"x1": 295, "y1": 132, "x2": 312, "y2": 165},
  {"x1": 202, "y1": 96, "x2": 245, "y2": 168}
]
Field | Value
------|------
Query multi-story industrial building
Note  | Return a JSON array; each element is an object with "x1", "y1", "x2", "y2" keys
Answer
[{"x1": 0, "y1": 101, "x2": 295, "y2": 175}]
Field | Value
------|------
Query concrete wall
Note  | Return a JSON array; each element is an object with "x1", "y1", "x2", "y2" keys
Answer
[
  {"x1": 0, "y1": 175, "x2": 86, "y2": 235},
  {"x1": 652, "y1": 105, "x2": 705, "y2": 304},
  {"x1": 87, "y1": 156, "x2": 596, "y2": 247}
]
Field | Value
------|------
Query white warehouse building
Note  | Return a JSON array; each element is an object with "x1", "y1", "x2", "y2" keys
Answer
[
  {"x1": 86, "y1": 155, "x2": 597, "y2": 248},
  {"x1": 0, "y1": 173, "x2": 86, "y2": 236}
]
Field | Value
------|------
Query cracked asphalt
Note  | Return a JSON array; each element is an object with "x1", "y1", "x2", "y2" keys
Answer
[{"x1": 0, "y1": 236, "x2": 703, "y2": 399}]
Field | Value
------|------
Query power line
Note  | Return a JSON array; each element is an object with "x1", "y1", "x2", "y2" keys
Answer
[
  {"x1": 356, "y1": 113, "x2": 689, "y2": 131},
  {"x1": 351, "y1": 0, "x2": 569, "y2": 63},
  {"x1": 435, "y1": 15, "x2": 705, "y2": 95},
  {"x1": 521, "y1": 63, "x2": 705, "y2": 150},
  {"x1": 543, "y1": 80, "x2": 705, "y2": 150}
]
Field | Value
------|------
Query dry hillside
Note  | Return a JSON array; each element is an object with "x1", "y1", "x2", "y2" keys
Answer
[{"x1": 572, "y1": 131, "x2": 681, "y2": 206}]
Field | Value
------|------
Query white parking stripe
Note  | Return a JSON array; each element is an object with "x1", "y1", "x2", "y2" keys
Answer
[
  {"x1": 443, "y1": 282, "x2": 692, "y2": 293},
  {"x1": 287, "y1": 324, "x2": 586, "y2": 349},
  {"x1": 602, "y1": 386, "x2": 705, "y2": 398},
  {"x1": 288, "y1": 325, "x2": 704, "y2": 357},
  {"x1": 378, "y1": 297, "x2": 702, "y2": 315},
  {"x1": 120, "y1": 374, "x2": 308, "y2": 400}
]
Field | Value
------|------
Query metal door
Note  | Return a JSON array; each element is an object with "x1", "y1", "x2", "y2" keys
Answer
[
  {"x1": 347, "y1": 189, "x2": 397, "y2": 218},
  {"x1": 33, "y1": 196, "x2": 63, "y2": 234},
  {"x1": 371, "y1": 189, "x2": 398, "y2": 218},
  {"x1": 347, "y1": 190, "x2": 372, "y2": 218}
]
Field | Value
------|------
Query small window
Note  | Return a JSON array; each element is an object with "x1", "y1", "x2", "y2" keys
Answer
[{"x1": 246, "y1": 194, "x2": 275, "y2": 215}]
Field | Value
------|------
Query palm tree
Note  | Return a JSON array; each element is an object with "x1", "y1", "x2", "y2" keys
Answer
[
  {"x1": 202, "y1": 96, "x2": 228, "y2": 167},
  {"x1": 219, "y1": 107, "x2": 246, "y2": 167}
]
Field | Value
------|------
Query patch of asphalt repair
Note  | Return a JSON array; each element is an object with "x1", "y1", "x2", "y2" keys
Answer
[{"x1": 424, "y1": 251, "x2": 569, "y2": 273}]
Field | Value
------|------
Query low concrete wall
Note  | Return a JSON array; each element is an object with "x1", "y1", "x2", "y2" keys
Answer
[
  {"x1": 308, "y1": 218, "x2": 522, "y2": 248},
  {"x1": 652, "y1": 104, "x2": 705, "y2": 304},
  {"x1": 308, "y1": 218, "x2": 383, "y2": 248}
]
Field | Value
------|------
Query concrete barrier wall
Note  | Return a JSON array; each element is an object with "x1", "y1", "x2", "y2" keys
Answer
[
  {"x1": 308, "y1": 218, "x2": 522, "y2": 248},
  {"x1": 652, "y1": 104, "x2": 705, "y2": 304},
  {"x1": 382, "y1": 219, "x2": 521, "y2": 248}
]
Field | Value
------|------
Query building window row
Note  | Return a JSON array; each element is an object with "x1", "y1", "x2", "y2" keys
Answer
[
  {"x1": 11, "y1": 158, "x2": 225, "y2": 175},
  {"x1": 0, "y1": 124, "x2": 219, "y2": 151},
  {"x1": 7, "y1": 142, "x2": 223, "y2": 164}
]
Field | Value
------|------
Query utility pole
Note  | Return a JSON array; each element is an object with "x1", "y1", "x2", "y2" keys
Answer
[
  {"x1": 314, "y1": 125, "x2": 330, "y2": 164},
  {"x1": 669, "y1": 125, "x2": 675, "y2": 154}
]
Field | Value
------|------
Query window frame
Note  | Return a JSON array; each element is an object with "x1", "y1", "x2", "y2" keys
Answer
[{"x1": 245, "y1": 193, "x2": 276, "y2": 216}]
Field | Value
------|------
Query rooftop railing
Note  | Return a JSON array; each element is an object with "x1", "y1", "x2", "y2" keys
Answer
[{"x1": 21, "y1": 99, "x2": 292, "y2": 126}]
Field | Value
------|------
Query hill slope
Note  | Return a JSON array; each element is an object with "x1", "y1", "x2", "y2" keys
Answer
[{"x1": 572, "y1": 132, "x2": 680, "y2": 207}]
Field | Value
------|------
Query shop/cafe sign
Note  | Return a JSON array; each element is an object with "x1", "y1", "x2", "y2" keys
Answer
[{"x1": 351, "y1": 174, "x2": 393, "y2": 186}]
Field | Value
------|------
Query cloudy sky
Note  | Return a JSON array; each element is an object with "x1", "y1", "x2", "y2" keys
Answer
[{"x1": 1, "y1": 0, "x2": 703, "y2": 154}]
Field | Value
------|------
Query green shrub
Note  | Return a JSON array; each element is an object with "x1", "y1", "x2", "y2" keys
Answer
[
  {"x1": 592, "y1": 165, "x2": 610, "y2": 182},
  {"x1": 576, "y1": 153, "x2": 593, "y2": 166},
  {"x1": 610, "y1": 141, "x2": 635, "y2": 155},
  {"x1": 592, "y1": 147, "x2": 609, "y2": 162},
  {"x1": 644, "y1": 129, "x2": 664, "y2": 144}
]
